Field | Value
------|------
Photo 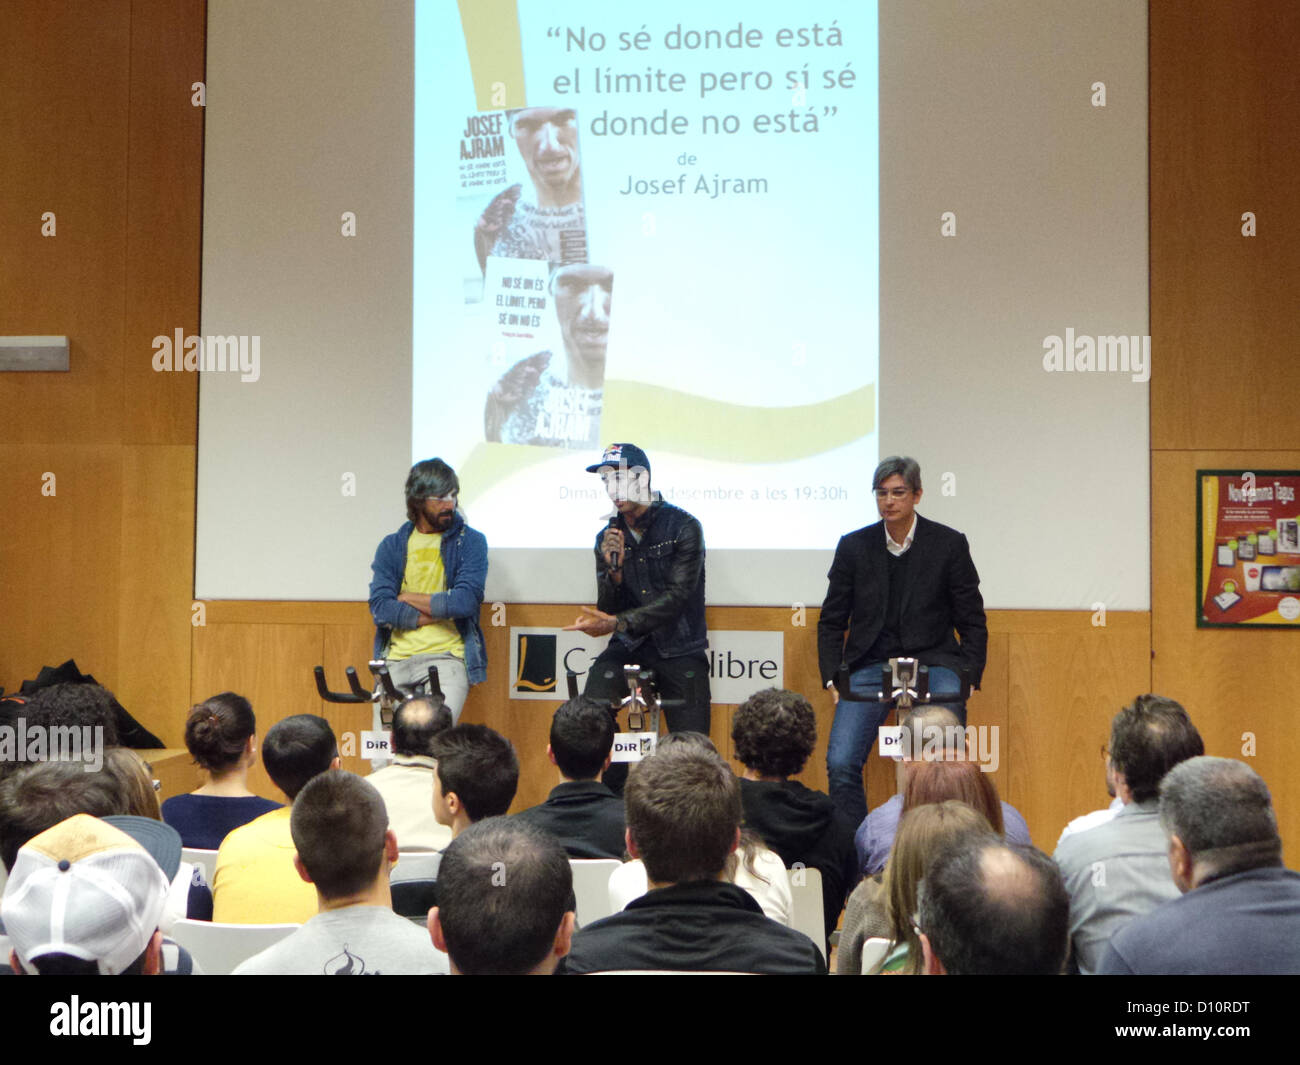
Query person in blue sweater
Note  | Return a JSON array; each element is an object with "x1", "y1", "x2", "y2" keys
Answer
[
  {"x1": 162, "y1": 692, "x2": 281, "y2": 851},
  {"x1": 369, "y1": 458, "x2": 488, "y2": 724}
]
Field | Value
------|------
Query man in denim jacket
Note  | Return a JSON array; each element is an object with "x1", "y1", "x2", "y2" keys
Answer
[
  {"x1": 369, "y1": 459, "x2": 487, "y2": 725},
  {"x1": 567, "y1": 445, "x2": 710, "y2": 774}
]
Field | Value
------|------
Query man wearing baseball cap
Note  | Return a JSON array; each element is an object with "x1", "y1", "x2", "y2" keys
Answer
[
  {"x1": 566, "y1": 445, "x2": 710, "y2": 783},
  {"x1": 4, "y1": 814, "x2": 170, "y2": 975}
]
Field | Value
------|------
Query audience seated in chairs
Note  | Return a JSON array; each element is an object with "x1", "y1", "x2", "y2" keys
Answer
[
  {"x1": 5, "y1": 814, "x2": 175, "y2": 976},
  {"x1": 731, "y1": 687, "x2": 859, "y2": 947},
  {"x1": 162, "y1": 692, "x2": 281, "y2": 850},
  {"x1": 564, "y1": 741, "x2": 825, "y2": 974},
  {"x1": 102, "y1": 747, "x2": 211, "y2": 921},
  {"x1": 367, "y1": 694, "x2": 453, "y2": 852},
  {"x1": 917, "y1": 835, "x2": 1069, "y2": 975},
  {"x1": 606, "y1": 732, "x2": 792, "y2": 924},
  {"x1": 0, "y1": 681, "x2": 121, "y2": 784},
  {"x1": 234, "y1": 770, "x2": 446, "y2": 974},
  {"x1": 429, "y1": 817, "x2": 575, "y2": 975},
  {"x1": 1099, "y1": 757, "x2": 1300, "y2": 975},
  {"x1": 1054, "y1": 693, "x2": 1203, "y2": 974},
  {"x1": 213, "y1": 714, "x2": 338, "y2": 924},
  {"x1": 386, "y1": 723, "x2": 519, "y2": 918},
  {"x1": 856, "y1": 705, "x2": 1031, "y2": 877},
  {"x1": 0, "y1": 759, "x2": 201, "y2": 972},
  {"x1": 0, "y1": 759, "x2": 123, "y2": 873},
  {"x1": 513, "y1": 695, "x2": 626, "y2": 859},
  {"x1": 430, "y1": 723, "x2": 520, "y2": 840},
  {"x1": 837, "y1": 800, "x2": 992, "y2": 974}
]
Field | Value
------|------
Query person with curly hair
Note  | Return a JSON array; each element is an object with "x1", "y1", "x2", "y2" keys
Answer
[{"x1": 731, "y1": 687, "x2": 860, "y2": 949}]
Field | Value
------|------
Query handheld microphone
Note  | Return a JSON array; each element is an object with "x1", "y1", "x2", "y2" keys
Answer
[{"x1": 606, "y1": 519, "x2": 622, "y2": 570}]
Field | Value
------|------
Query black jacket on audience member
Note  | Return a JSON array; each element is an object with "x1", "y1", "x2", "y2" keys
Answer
[
  {"x1": 738, "y1": 778, "x2": 861, "y2": 942},
  {"x1": 513, "y1": 781, "x2": 626, "y2": 860},
  {"x1": 563, "y1": 880, "x2": 826, "y2": 974}
]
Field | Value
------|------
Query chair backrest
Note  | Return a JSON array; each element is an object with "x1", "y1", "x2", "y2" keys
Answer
[
  {"x1": 787, "y1": 866, "x2": 826, "y2": 961},
  {"x1": 569, "y1": 859, "x2": 621, "y2": 928},
  {"x1": 169, "y1": 918, "x2": 300, "y2": 975},
  {"x1": 861, "y1": 937, "x2": 895, "y2": 975},
  {"x1": 180, "y1": 848, "x2": 218, "y2": 887},
  {"x1": 391, "y1": 850, "x2": 442, "y2": 884},
  {"x1": 391, "y1": 879, "x2": 440, "y2": 919}
]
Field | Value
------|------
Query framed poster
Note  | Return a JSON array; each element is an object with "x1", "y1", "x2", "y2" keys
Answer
[{"x1": 1197, "y1": 470, "x2": 1300, "y2": 627}]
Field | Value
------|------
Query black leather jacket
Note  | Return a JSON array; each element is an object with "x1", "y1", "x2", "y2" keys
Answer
[{"x1": 594, "y1": 499, "x2": 708, "y2": 659}]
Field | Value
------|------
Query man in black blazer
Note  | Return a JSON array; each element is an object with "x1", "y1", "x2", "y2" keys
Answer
[{"x1": 817, "y1": 456, "x2": 987, "y2": 826}]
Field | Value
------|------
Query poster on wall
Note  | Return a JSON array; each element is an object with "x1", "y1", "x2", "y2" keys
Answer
[{"x1": 1197, "y1": 470, "x2": 1300, "y2": 627}]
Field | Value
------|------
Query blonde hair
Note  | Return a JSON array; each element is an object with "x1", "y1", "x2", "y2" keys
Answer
[
  {"x1": 882, "y1": 801, "x2": 993, "y2": 974},
  {"x1": 102, "y1": 748, "x2": 161, "y2": 820}
]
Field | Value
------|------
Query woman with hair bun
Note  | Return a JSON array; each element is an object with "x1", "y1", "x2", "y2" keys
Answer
[{"x1": 161, "y1": 692, "x2": 281, "y2": 849}]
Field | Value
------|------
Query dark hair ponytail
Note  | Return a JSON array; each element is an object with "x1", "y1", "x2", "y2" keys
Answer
[{"x1": 185, "y1": 692, "x2": 256, "y2": 771}]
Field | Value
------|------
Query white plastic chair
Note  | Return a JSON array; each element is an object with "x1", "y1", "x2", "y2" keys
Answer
[
  {"x1": 391, "y1": 850, "x2": 442, "y2": 884},
  {"x1": 169, "y1": 918, "x2": 299, "y2": 975},
  {"x1": 180, "y1": 847, "x2": 218, "y2": 887},
  {"x1": 570, "y1": 859, "x2": 621, "y2": 928},
  {"x1": 787, "y1": 866, "x2": 826, "y2": 961}
]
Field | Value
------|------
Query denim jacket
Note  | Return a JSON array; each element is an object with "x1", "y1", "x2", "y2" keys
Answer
[
  {"x1": 595, "y1": 499, "x2": 707, "y2": 659},
  {"x1": 369, "y1": 513, "x2": 488, "y2": 684}
]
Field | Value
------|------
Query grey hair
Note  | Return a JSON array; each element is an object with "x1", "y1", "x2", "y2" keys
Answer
[
  {"x1": 1159, "y1": 757, "x2": 1281, "y2": 874},
  {"x1": 405, "y1": 458, "x2": 460, "y2": 522},
  {"x1": 873, "y1": 456, "x2": 922, "y2": 493},
  {"x1": 900, "y1": 706, "x2": 962, "y2": 756}
]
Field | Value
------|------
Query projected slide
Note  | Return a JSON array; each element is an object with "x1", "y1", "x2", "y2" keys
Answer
[{"x1": 414, "y1": 0, "x2": 877, "y2": 550}]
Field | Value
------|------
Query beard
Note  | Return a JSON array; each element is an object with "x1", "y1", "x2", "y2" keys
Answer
[{"x1": 425, "y1": 508, "x2": 454, "y2": 531}]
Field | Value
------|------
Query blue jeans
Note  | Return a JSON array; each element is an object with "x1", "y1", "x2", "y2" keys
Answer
[{"x1": 826, "y1": 663, "x2": 965, "y2": 828}]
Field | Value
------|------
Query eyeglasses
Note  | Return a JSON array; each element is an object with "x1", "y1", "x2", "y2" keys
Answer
[
  {"x1": 427, "y1": 493, "x2": 458, "y2": 504},
  {"x1": 874, "y1": 488, "x2": 913, "y2": 500}
]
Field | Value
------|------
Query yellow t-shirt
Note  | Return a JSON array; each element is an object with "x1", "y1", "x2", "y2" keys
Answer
[
  {"x1": 212, "y1": 807, "x2": 316, "y2": 925},
  {"x1": 386, "y1": 531, "x2": 465, "y2": 661}
]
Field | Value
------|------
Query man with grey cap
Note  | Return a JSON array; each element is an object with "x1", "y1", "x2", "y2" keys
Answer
[
  {"x1": 567, "y1": 444, "x2": 710, "y2": 780},
  {"x1": 4, "y1": 814, "x2": 170, "y2": 975},
  {"x1": 1099, "y1": 757, "x2": 1300, "y2": 975}
]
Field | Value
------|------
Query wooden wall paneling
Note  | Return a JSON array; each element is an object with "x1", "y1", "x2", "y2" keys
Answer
[
  {"x1": 0, "y1": 0, "x2": 130, "y2": 446},
  {"x1": 123, "y1": 0, "x2": 205, "y2": 446},
  {"x1": 1150, "y1": 449, "x2": 1300, "y2": 858},
  {"x1": 476, "y1": 603, "x2": 588, "y2": 814},
  {"x1": 320, "y1": 620, "x2": 379, "y2": 777},
  {"x1": 0, "y1": 447, "x2": 124, "y2": 694},
  {"x1": 1005, "y1": 614, "x2": 1151, "y2": 850},
  {"x1": 964, "y1": 629, "x2": 1011, "y2": 821},
  {"x1": 204, "y1": 601, "x2": 372, "y2": 626},
  {"x1": 115, "y1": 444, "x2": 196, "y2": 746},
  {"x1": 1149, "y1": 0, "x2": 1300, "y2": 450},
  {"x1": 145, "y1": 747, "x2": 205, "y2": 803},
  {"x1": 191, "y1": 621, "x2": 326, "y2": 800}
]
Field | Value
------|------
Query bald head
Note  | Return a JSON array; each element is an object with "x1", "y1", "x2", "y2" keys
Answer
[
  {"x1": 900, "y1": 706, "x2": 962, "y2": 760},
  {"x1": 917, "y1": 838, "x2": 1068, "y2": 975},
  {"x1": 391, "y1": 696, "x2": 453, "y2": 758}
]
